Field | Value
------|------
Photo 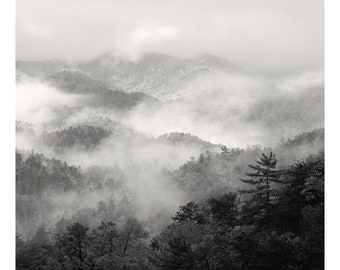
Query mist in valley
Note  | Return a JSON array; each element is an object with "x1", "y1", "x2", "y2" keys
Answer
[{"x1": 16, "y1": 54, "x2": 324, "y2": 240}]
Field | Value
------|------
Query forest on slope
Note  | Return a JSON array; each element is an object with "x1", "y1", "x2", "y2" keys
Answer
[
  {"x1": 16, "y1": 52, "x2": 324, "y2": 270},
  {"x1": 16, "y1": 147, "x2": 324, "y2": 270},
  {"x1": 16, "y1": 128, "x2": 324, "y2": 270}
]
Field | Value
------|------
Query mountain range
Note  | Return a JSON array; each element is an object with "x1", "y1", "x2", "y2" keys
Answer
[
  {"x1": 16, "y1": 52, "x2": 324, "y2": 148},
  {"x1": 17, "y1": 52, "x2": 247, "y2": 101}
]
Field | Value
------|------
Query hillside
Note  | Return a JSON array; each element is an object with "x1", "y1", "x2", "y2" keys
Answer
[
  {"x1": 16, "y1": 52, "x2": 324, "y2": 148},
  {"x1": 79, "y1": 52, "x2": 246, "y2": 101}
]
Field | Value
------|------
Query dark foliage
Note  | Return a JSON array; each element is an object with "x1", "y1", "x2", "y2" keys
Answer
[
  {"x1": 16, "y1": 152, "x2": 324, "y2": 270},
  {"x1": 17, "y1": 218, "x2": 151, "y2": 270},
  {"x1": 151, "y1": 153, "x2": 324, "y2": 270}
]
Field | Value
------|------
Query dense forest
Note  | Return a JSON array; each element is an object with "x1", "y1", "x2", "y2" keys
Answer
[{"x1": 16, "y1": 140, "x2": 324, "y2": 269}]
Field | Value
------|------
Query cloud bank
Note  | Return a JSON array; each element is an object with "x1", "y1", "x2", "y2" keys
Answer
[
  {"x1": 17, "y1": 0, "x2": 323, "y2": 72},
  {"x1": 16, "y1": 78, "x2": 80, "y2": 125}
]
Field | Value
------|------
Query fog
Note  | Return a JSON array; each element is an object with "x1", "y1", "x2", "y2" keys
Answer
[
  {"x1": 17, "y1": 0, "x2": 323, "y2": 72},
  {"x1": 124, "y1": 68, "x2": 324, "y2": 147},
  {"x1": 16, "y1": 65, "x2": 323, "y2": 149},
  {"x1": 15, "y1": 77, "x2": 210, "y2": 236},
  {"x1": 16, "y1": 77, "x2": 81, "y2": 126},
  {"x1": 15, "y1": 66, "x2": 323, "y2": 233}
]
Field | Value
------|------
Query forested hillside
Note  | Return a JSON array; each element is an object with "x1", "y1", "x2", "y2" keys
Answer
[
  {"x1": 41, "y1": 126, "x2": 112, "y2": 151},
  {"x1": 16, "y1": 149, "x2": 324, "y2": 270},
  {"x1": 15, "y1": 90, "x2": 324, "y2": 269}
]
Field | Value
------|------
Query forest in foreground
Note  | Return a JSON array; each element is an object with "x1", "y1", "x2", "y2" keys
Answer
[{"x1": 16, "y1": 134, "x2": 324, "y2": 270}]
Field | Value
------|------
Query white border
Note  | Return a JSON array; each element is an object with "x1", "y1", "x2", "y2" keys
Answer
[
  {"x1": 325, "y1": 0, "x2": 340, "y2": 269},
  {"x1": 0, "y1": 0, "x2": 337, "y2": 269},
  {"x1": 0, "y1": 0, "x2": 15, "y2": 268}
]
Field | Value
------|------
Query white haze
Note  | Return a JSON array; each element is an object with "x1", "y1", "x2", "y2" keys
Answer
[
  {"x1": 123, "y1": 69, "x2": 324, "y2": 147},
  {"x1": 17, "y1": 0, "x2": 323, "y2": 72},
  {"x1": 15, "y1": 77, "x2": 211, "y2": 232},
  {"x1": 16, "y1": 78, "x2": 81, "y2": 126},
  {"x1": 16, "y1": 66, "x2": 324, "y2": 150}
]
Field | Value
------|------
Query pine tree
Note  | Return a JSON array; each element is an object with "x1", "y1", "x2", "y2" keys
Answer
[{"x1": 240, "y1": 152, "x2": 282, "y2": 224}]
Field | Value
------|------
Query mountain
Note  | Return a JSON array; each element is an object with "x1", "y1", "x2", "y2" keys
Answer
[
  {"x1": 46, "y1": 69, "x2": 109, "y2": 94},
  {"x1": 16, "y1": 53, "x2": 324, "y2": 147},
  {"x1": 39, "y1": 125, "x2": 220, "y2": 154},
  {"x1": 79, "y1": 52, "x2": 245, "y2": 101},
  {"x1": 16, "y1": 52, "x2": 248, "y2": 101},
  {"x1": 46, "y1": 69, "x2": 160, "y2": 110}
]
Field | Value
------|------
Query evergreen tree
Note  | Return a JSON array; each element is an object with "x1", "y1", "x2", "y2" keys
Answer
[
  {"x1": 240, "y1": 152, "x2": 282, "y2": 225},
  {"x1": 274, "y1": 155, "x2": 324, "y2": 234},
  {"x1": 208, "y1": 192, "x2": 238, "y2": 226}
]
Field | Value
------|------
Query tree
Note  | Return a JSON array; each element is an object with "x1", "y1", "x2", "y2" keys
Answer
[
  {"x1": 115, "y1": 217, "x2": 150, "y2": 270},
  {"x1": 240, "y1": 152, "x2": 282, "y2": 225},
  {"x1": 89, "y1": 221, "x2": 124, "y2": 270},
  {"x1": 150, "y1": 222, "x2": 212, "y2": 270},
  {"x1": 274, "y1": 155, "x2": 324, "y2": 234},
  {"x1": 91, "y1": 221, "x2": 117, "y2": 257},
  {"x1": 96, "y1": 200, "x2": 108, "y2": 221},
  {"x1": 107, "y1": 198, "x2": 116, "y2": 221},
  {"x1": 172, "y1": 202, "x2": 206, "y2": 224},
  {"x1": 208, "y1": 192, "x2": 238, "y2": 226},
  {"x1": 16, "y1": 231, "x2": 53, "y2": 270},
  {"x1": 279, "y1": 155, "x2": 324, "y2": 269},
  {"x1": 119, "y1": 217, "x2": 149, "y2": 257},
  {"x1": 56, "y1": 223, "x2": 90, "y2": 270}
]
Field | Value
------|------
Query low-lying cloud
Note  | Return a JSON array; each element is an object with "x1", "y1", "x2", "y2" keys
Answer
[
  {"x1": 16, "y1": 77, "x2": 80, "y2": 126},
  {"x1": 123, "y1": 69, "x2": 324, "y2": 147}
]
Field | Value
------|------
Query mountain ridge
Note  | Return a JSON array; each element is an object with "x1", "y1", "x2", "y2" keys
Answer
[{"x1": 17, "y1": 52, "x2": 247, "y2": 101}]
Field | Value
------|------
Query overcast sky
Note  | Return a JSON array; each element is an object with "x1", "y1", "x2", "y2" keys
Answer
[{"x1": 16, "y1": 0, "x2": 323, "y2": 72}]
